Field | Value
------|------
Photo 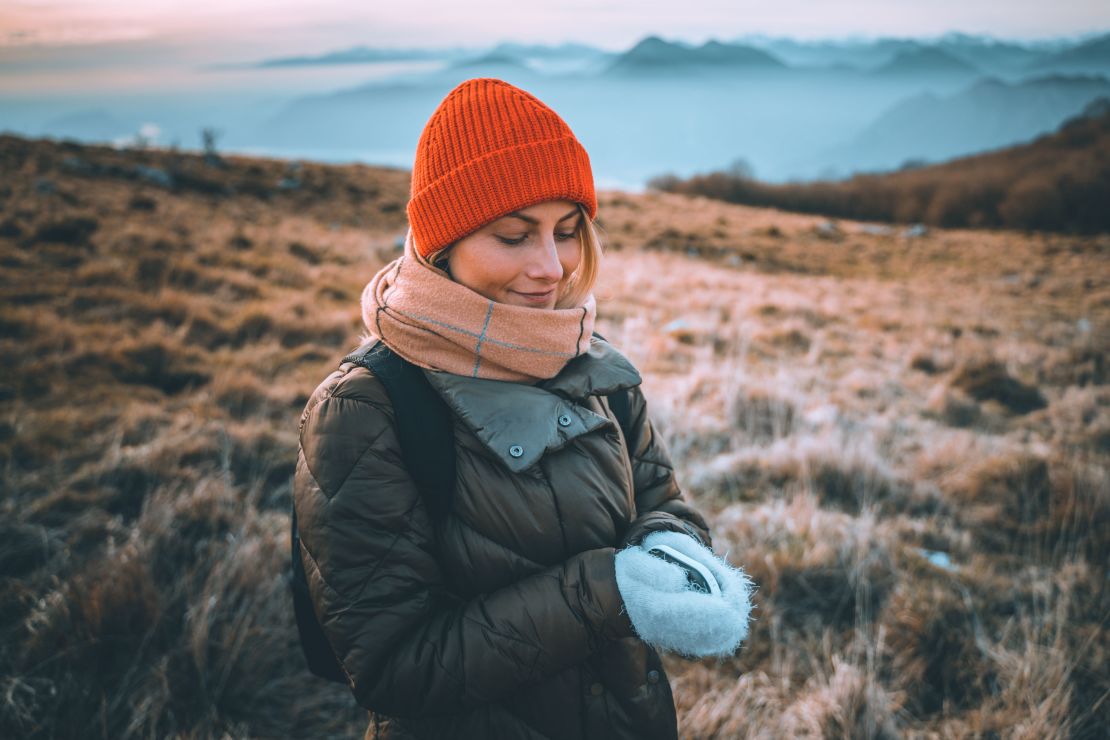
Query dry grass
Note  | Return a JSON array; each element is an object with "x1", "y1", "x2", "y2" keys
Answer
[{"x1": 1, "y1": 133, "x2": 1108, "y2": 738}]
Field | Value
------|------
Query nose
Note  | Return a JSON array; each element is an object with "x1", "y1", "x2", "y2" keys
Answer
[{"x1": 525, "y1": 235, "x2": 564, "y2": 283}]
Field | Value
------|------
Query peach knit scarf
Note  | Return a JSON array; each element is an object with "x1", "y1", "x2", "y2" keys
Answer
[{"x1": 360, "y1": 237, "x2": 596, "y2": 383}]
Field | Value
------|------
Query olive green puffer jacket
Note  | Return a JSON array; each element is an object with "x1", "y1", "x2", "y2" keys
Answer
[{"x1": 294, "y1": 336, "x2": 712, "y2": 739}]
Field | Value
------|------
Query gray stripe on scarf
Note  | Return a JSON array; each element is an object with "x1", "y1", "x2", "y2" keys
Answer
[{"x1": 471, "y1": 300, "x2": 495, "y2": 377}]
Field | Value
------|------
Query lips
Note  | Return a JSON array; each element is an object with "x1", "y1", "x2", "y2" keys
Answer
[{"x1": 512, "y1": 288, "x2": 555, "y2": 303}]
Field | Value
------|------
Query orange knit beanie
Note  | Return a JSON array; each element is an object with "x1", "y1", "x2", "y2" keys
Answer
[{"x1": 406, "y1": 77, "x2": 598, "y2": 258}]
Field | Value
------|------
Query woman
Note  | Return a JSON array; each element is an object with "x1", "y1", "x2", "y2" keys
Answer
[{"x1": 294, "y1": 77, "x2": 753, "y2": 740}]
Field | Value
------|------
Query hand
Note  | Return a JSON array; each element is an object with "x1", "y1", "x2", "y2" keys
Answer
[
  {"x1": 614, "y1": 531, "x2": 754, "y2": 658},
  {"x1": 619, "y1": 511, "x2": 710, "y2": 550}
]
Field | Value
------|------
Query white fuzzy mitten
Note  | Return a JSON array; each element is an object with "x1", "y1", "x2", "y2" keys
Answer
[{"x1": 614, "y1": 530, "x2": 754, "y2": 657}]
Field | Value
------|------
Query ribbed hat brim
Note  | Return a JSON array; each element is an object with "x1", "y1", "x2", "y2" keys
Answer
[{"x1": 407, "y1": 133, "x2": 597, "y2": 256}]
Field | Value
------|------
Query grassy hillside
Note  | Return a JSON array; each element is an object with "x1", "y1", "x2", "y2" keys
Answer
[
  {"x1": 649, "y1": 98, "x2": 1110, "y2": 234},
  {"x1": 1, "y1": 134, "x2": 1107, "y2": 738}
]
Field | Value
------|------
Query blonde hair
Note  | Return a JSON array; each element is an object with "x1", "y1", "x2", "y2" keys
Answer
[{"x1": 414, "y1": 202, "x2": 603, "y2": 309}]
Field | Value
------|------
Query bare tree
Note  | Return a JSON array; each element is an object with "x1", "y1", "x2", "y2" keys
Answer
[{"x1": 201, "y1": 127, "x2": 224, "y2": 166}]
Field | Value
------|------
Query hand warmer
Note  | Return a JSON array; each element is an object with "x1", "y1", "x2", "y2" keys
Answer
[{"x1": 614, "y1": 530, "x2": 754, "y2": 658}]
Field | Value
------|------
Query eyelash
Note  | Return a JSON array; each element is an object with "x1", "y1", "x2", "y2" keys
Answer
[{"x1": 497, "y1": 232, "x2": 577, "y2": 246}]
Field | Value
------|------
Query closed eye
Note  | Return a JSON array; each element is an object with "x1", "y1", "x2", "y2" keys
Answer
[{"x1": 496, "y1": 232, "x2": 578, "y2": 245}]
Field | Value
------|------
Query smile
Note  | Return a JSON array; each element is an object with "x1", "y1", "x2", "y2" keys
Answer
[{"x1": 513, "y1": 289, "x2": 555, "y2": 302}]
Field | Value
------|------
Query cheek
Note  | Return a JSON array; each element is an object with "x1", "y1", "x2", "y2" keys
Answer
[
  {"x1": 559, "y1": 241, "x2": 583, "y2": 276},
  {"x1": 451, "y1": 243, "x2": 516, "y2": 292},
  {"x1": 485, "y1": 252, "x2": 525, "y2": 288}
]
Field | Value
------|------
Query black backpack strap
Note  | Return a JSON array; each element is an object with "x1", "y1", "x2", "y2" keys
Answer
[
  {"x1": 342, "y1": 341, "x2": 457, "y2": 528},
  {"x1": 290, "y1": 504, "x2": 348, "y2": 683},
  {"x1": 290, "y1": 340, "x2": 456, "y2": 684}
]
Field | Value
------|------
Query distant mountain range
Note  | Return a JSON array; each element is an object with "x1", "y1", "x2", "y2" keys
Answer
[
  {"x1": 871, "y1": 47, "x2": 981, "y2": 78},
  {"x1": 248, "y1": 31, "x2": 1110, "y2": 79},
  {"x1": 822, "y1": 73, "x2": 1110, "y2": 174},
  {"x1": 255, "y1": 46, "x2": 459, "y2": 68},
  {"x1": 734, "y1": 33, "x2": 1049, "y2": 75},
  {"x1": 602, "y1": 36, "x2": 786, "y2": 75},
  {"x1": 1029, "y1": 33, "x2": 1110, "y2": 74},
  {"x1": 489, "y1": 42, "x2": 610, "y2": 60},
  {"x1": 19, "y1": 30, "x2": 1110, "y2": 187},
  {"x1": 449, "y1": 52, "x2": 534, "y2": 72}
]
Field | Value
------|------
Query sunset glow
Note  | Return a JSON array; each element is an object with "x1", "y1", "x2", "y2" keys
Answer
[{"x1": 4, "y1": 0, "x2": 1107, "y2": 53}]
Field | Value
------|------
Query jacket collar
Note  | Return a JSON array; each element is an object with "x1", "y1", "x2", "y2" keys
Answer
[
  {"x1": 422, "y1": 336, "x2": 642, "y2": 473},
  {"x1": 535, "y1": 335, "x2": 642, "y2": 400}
]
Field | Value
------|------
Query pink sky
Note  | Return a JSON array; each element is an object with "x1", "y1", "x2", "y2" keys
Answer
[{"x1": 3, "y1": 0, "x2": 1108, "y2": 56}]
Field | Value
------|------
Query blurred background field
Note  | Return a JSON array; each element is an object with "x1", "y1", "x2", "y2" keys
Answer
[{"x1": 0, "y1": 129, "x2": 1107, "y2": 738}]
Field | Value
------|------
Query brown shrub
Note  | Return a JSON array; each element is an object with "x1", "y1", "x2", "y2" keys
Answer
[
  {"x1": 77, "y1": 464, "x2": 164, "y2": 521},
  {"x1": 779, "y1": 658, "x2": 901, "y2": 738},
  {"x1": 882, "y1": 577, "x2": 995, "y2": 715},
  {"x1": 950, "y1": 452, "x2": 1050, "y2": 551},
  {"x1": 730, "y1": 387, "x2": 797, "y2": 443},
  {"x1": 74, "y1": 260, "x2": 128, "y2": 286},
  {"x1": 0, "y1": 306, "x2": 38, "y2": 341},
  {"x1": 7, "y1": 478, "x2": 368, "y2": 739},
  {"x1": 947, "y1": 452, "x2": 1108, "y2": 561},
  {"x1": 183, "y1": 313, "x2": 235, "y2": 349},
  {"x1": 134, "y1": 255, "x2": 168, "y2": 290},
  {"x1": 1041, "y1": 462, "x2": 1110, "y2": 563},
  {"x1": 909, "y1": 352, "x2": 943, "y2": 374},
  {"x1": 670, "y1": 666, "x2": 783, "y2": 737},
  {"x1": 19, "y1": 542, "x2": 163, "y2": 730},
  {"x1": 1040, "y1": 343, "x2": 1107, "y2": 387},
  {"x1": 104, "y1": 341, "x2": 211, "y2": 394},
  {"x1": 288, "y1": 241, "x2": 322, "y2": 265},
  {"x1": 998, "y1": 173, "x2": 1065, "y2": 231},
  {"x1": 278, "y1": 319, "x2": 350, "y2": 350},
  {"x1": 924, "y1": 384, "x2": 981, "y2": 428},
  {"x1": 689, "y1": 429, "x2": 909, "y2": 515},
  {"x1": 0, "y1": 522, "x2": 53, "y2": 578},
  {"x1": 0, "y1": 218, "x2": 24, "y2": 238},
  {"x1": 949, "y1": 358, "x2": 1047, "y2": 414},
  {"x1": 223, "y1": 426, "x2": 297, "y2": 507},
  {"x1": 32, "y1": 215, "x2": 99, "y2": 245},
  {"x1": 233, "y1": 311, "x2": 275, "y2": 345},
  {"x1": 128, "y1": 194, "x2": 158, "y2": 212},
  {"x1": 229, "y1": 232, "x2": 253, "y2": 250},
  {"x1": 716, "y1": 497, "x2": 897, "y2": 632},
  {"x1": 212, "y1": 372, "x2": 273, "y2": 419},
  {"x1": 758, "y1": 326, "x2": 811, "y2": 353}
]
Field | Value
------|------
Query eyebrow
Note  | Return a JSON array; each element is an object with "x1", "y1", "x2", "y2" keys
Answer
[{"x1": 500, "y1": 207, "x2": 581, "y2": 225}]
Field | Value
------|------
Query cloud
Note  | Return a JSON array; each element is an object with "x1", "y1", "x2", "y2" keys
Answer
[{"x1": 3, "y1": 26, "x2": 153, "y2": 47}]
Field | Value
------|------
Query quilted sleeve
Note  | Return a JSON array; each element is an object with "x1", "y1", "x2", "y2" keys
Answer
[
  {"x1": 613, "y1": 384, "x2": 713, "y2": 549},
  {"x1": 294, "y1": 367, "x2": 634, "y2": 718}
]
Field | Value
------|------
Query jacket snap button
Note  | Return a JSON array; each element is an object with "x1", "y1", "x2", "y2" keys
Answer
[
  {"x1": 558, "y1": 414, "x2": 572, "y2": 427},
  {"x1": 508, "y1": 445, "x2": 524, "y2": 458},
  {"x1": 647, "y1": 670, "x2": 660, "y2": 685},
  {"x1": 589, "y1": 682, "x2": 604, "y2": 696}
]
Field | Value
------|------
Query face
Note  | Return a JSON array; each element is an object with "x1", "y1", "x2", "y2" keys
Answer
[{"x1": 444, "y1": 199, "x2": 583, "y2": 310}]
